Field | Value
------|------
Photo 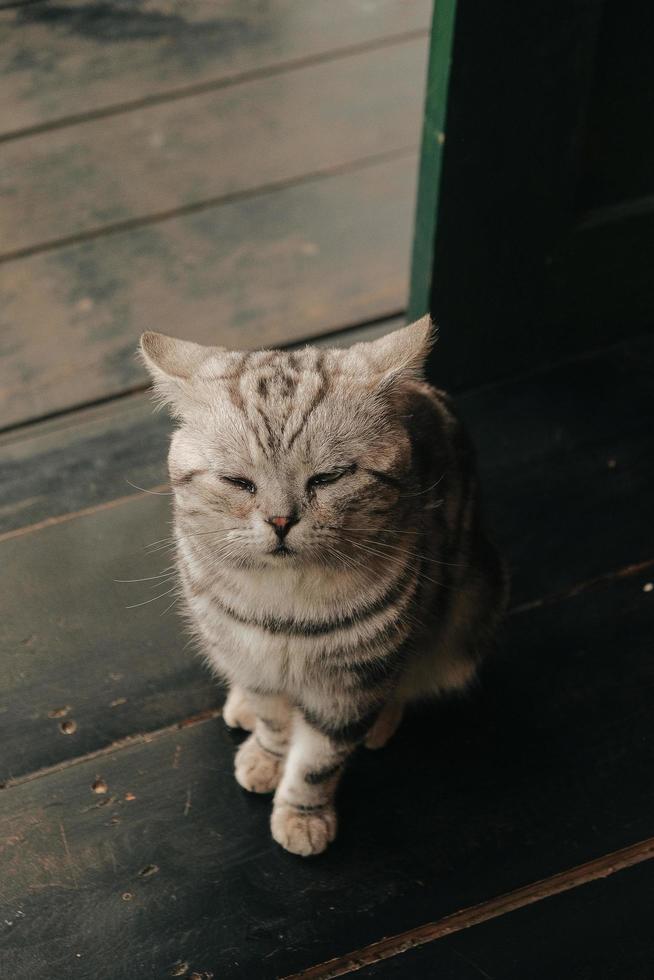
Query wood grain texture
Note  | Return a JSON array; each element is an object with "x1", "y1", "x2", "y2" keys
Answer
[
  {"x1": 0, "y1": 153, "x2": 416, "y2": 428},
  {"x1": 352, "y1": 858, "x2": 654, "y2": 979},
  {"x1": 0, "y1": 38, "x2": 427, "y2": 258},
  {"x1": 0, "y1": 493, "x2": 203, "y2": 783},
  {"x1": 1, "y1": 572, "x2": 654, "y2": 978},
  {"x1": 0, "y1": 0, "x2": 431, "y2": 136}
]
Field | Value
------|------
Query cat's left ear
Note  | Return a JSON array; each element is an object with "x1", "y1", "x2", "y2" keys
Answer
[
  {"x1": 139, "y1": 332, "x2": 229, "y2": 417},
  {"x1": 362, "y1": 316, "x2": 435, "y2": 386}
]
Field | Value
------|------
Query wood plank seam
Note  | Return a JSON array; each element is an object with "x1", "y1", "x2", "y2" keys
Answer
[
  {"x1": 577, "y1": 193, "x2": 654, "y2": 231},
  {"x1": 0, "y1": 311, "x2": 405, "y2": 440},
  {"x1": 0, "y1": 382, "x2": 156, "y2": 440},
  {"x1": 0, "y1": 485, "x2": 169, "y2": 544},
  {"x1": 282, "y1": 837, "x2": 654, "y2": 979},
  {"x1": 0, "y1": 145, "x2": 417, "y2": 265},
  {"x1": 0, "y1": 707, "x2": 223, "y2": 791},
  {"x1": 0, "y1": 28, "x2": 428, "y2": 145},
  {"x1": 510, "y1": 557, "x2": 654, "y2": 615},
  {"x1": 443, "y1": 326, "x2": 654, "y2": 403}
]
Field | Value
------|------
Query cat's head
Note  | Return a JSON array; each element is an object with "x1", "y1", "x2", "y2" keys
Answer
[{"x1": 139, "y1": 318, "x2": 433, "y2": 569}]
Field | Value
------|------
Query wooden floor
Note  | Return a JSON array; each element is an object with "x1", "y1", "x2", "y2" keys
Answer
[{"x1": 2, "y1": 3, "x2": 654, "y2": 978}]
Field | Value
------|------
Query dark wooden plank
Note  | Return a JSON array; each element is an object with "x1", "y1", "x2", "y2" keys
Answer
[
  {"x1": 0, "y1": 494, "x2": 202, "y2": 783},
  {"x1": 0, "y1": 153, "x2": 416, "y2": 428},
  {"x1": 458, "y1": 331, "x2": 654, "y2": 606},
  {"x1": 0, "y1": 0, "x2": 431, "y2": 136},
  {"x1": 1, "y1": 571, "x2": 654, "y2": 978},
  {"x1": 354, "y1": 858, "x2": 654, "y2": 979},
  {"x1": 1, "y1": 37, "x2": 426, "y2": 258},
  {"x1": 0, "y1": 394, "x2": 171, "y2": 535}
]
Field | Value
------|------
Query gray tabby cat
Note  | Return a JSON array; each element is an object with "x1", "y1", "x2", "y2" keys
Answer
[{"x1": 140, "y1": 318, "x2": 507, "y2": 856}]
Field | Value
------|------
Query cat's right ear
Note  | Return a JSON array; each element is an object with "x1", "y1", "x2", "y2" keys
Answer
[{"x1": 138, "y1": 332, "x2": 225, "y2": 417}]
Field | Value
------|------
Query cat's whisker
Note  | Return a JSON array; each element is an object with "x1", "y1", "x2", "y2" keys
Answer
[
  {"x1": 125, "y1": 584, "x2": 179, "y2": 610},
  {"x1": 145, "y1": 542, "x2": 178, "y2": 555},
  {"x1": 399, "y1": 473, "x2": 447, "y2": 498},
  {"x1": 125, "y1": 479, "x2": 175, "y2": 496},
  {"x1": 114, "y1": 566, "x2": 175, "y2": 584},
  {"x1": 326, "y1": 525, "x2": 425, "y2": 536},
  {"x1": 343, "y1": 537, "x2": 448, "y2": 591},
  {"x1": 160, "y1": 594, "x2": 181, "y2": 616},
  {"x1": 172, "y1": 526, "x2": 244, "y2": 540},
  {"x1": 320, "y1": 542, "x2": 368, "y2": 575},
  {"x1": 352, "y1": 535, "x2": 465, "y2": 568},
  {"x1": 145, "y1": 536, "x2": 177, "y2": 552},
  {"x1": 150, "y1": 575, "x2": 177, "y2": 589}
]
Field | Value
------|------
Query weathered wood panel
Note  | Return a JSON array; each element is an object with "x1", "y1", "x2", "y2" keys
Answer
[
  {"x1": 0, "y1": 153, "x2": 416, "y2": 428},
  {"x1": 0, "y1": 0, "x2": 431, "y2": 136},
  {"x1": 1, "y1": 38, "x2": 427, "y2": 258},
  {"x1": 0, "y1": 493, "x2": 204, "y2": 783},
  {"x1": 1, "y1": 573, "x2": 654, "y2": 978},
  {"x1": 354, "y1": 858, "x2": 654, "y2": 979}
]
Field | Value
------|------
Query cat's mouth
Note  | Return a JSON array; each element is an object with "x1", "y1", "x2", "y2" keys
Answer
[{"x1": 270, "y1": 544, "x2": 294, "y2": 557}]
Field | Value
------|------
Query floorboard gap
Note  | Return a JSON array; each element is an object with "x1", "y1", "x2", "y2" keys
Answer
[
  {"x1": 284, "y1": 837, "x2": 654, "y2": 980},
  {"x1": 510, "y1": 557, "x2": 654, "y2": 615},
  {"x1": 0, "y1": 28, "x2": 428, "y2": 144},
  {"x1": 0, "y1": 310, "x2": 405, "y2": 440},
  {"x1": 0, "y1": 707, "x2": 223, "y2": 791},
  {"x1": 0, "y1": 146, "x2": 416, "y2": 265}
]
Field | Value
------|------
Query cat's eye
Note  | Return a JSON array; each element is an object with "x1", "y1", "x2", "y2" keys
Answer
[
  {"x1": 221, "y1": 476, "x2": 256, "y2": 494},
  {"x1": 307, "y1": 467, "x2": 352, "y2": 490}
]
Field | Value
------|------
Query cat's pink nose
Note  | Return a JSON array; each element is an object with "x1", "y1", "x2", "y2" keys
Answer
[{"x1": 267, "y1": 514, "x2": 298, "y2": 540}]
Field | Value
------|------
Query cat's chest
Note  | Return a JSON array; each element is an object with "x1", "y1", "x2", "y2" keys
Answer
[
  {"x1": 194, "y1": 593, "x2": 334, "y2": 694},
  {"x1": 183, "y1": 561, "x2": 392, "y2": 693},
  {"x1": 193, "y1": 560, "x2": 362, "y2": 626}
]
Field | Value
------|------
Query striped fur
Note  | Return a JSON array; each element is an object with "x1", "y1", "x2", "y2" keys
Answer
[{"x1": 140, "y1": 319, "x2": 508, "y2": 856}]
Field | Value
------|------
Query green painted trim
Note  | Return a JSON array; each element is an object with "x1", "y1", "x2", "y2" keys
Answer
[{"x1": 408, "y1": 0, "x2": 458, "y2": 321}]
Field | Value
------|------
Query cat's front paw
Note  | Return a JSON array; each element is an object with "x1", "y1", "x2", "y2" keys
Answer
[
  {"x1": 223, "y1": 687, "x2": 256, "y2": 732},
  {"x1": 234, "y1": 734, "x2": 283, "y2": 794},
  {"x1": 271, "y1": 802, "x2": 337, "y2": 857}
]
